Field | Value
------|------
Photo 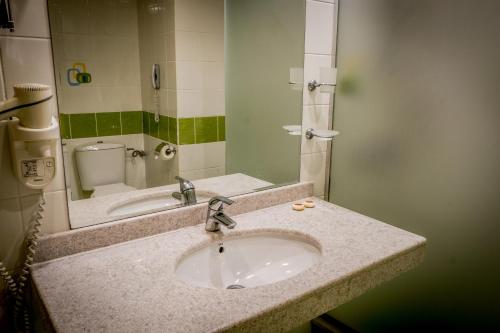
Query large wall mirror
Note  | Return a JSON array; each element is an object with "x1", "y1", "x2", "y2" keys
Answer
[{"x1": 48, "y1": 0, "x2": 306, "y2": 228}]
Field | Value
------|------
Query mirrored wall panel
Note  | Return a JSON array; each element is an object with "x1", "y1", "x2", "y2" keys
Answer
[{"x1": 48, "y1": 0, "x2": 305, "y2": 228}]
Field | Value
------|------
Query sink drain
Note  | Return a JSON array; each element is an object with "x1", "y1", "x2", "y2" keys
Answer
[{"x1": 226, "y1": 284, "x2": 245, "y2": 289}]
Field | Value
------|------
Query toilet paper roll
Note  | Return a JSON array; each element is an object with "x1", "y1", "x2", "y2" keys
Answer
[{"x1": 159, "y1": 144, "x2": 176, "y2": 160}]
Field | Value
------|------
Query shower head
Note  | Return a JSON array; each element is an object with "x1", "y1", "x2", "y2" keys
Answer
[{"x1": 0, "y1": 83, "x2": 54, "y2": 128}]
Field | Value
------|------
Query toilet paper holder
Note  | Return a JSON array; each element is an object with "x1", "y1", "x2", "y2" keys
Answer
[{"x1": 154, "y1": 142, "x2": 176, "y2": 160}]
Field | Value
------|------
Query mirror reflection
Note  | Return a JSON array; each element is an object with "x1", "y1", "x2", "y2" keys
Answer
[{"x1": 48, "y1": 0, "x2": 306, "y2": 228}]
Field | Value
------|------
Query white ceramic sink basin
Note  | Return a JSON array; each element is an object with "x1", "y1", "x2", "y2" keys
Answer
[
  {"x1": 107, "y1": 191, "x2": 218, "y2": 217},
  {"x1": 175, "y1": 233, "x2": 321, "y2": 289}
]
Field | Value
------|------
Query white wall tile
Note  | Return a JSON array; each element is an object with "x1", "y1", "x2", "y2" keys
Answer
[
  {"x1": 200, "y1": 89, "x2": 224, "y2": 116},
  {"x1": 204, "y1": 166, "x2": 225, "y2": 178},
  {"x1": 303, "y1": 54, "x2": 332, "y2": 106},
  {"x1": 175, "y1": 61, "x2": 201, "y2": 90},
  {"x1": 175, "y1": 31, "x2": 201, "y2": 61},
  {"x1": 0, "y1": 198, "x2": 25, "y2": 270},
  {"x1": 88, "y1": 0, "x2": 138, "y2": 37},
  {"x1": 199, "y1": 33, "x2": 224, "y2": 62},
  {"x1": 171, "y1": 0, "x2": 226, "y2": 176},
  {"x1": 305, "y1": 0, "x2": 334, "y2": 55},
  {"x1": 0, "y1": 123, "x2": 20, "y2": 200},
  {"x1": 56, "y1": 0, "x2": 90, "y2": 35},
  {"x1": 179, "y1": 168, "x2": 205, "y2": 181},
  {"x1": 201, "y1": 62, "x2": 224, "y2": 90},
  {"x1": 20, "y1": 190, "x2": 70, "y2": 235},
  {"x1": 166, "y1": 61, "x2": 177, "y2": 89},
  {"x1": 300, "y1": 152, "x2": 327, "y2": 197},
  {"x1": 0, "y1": 37, "x2": 55, "y2": 99},
  {"x1": 299, "y1": 0, "x2": 337, "y2": 198},
  {"x1": 301, "y1": 105, "x2": 330, "y2": 154},
  {"x1": 50, "y1": 1, "x2": 143, "y2": 115},
  {"x1": 177, "y1": 90, "x2": 202, "y2": 118},
  {"x1": 59, "y1": 86, "x2": 104, "y2": 114},
  {"x1": 165, "y1": 31, "x2": 175, "y2": 62},
  {"x1": 174, "y1": 0, "x2": 224, "y2": 34},
  {"x1": 178, "y1": 142, "x2": 225, "y2": 171},
  {"x1": 166, "y1": 89, "x2": 177, "y2": 117},
  {"x1": 0, "y1": 0, "x2": 51, "y2": 38}
]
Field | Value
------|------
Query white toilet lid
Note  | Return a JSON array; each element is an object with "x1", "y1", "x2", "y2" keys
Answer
[{"x1": 91, "y1": 183, "x2": 136, "y2": 198}]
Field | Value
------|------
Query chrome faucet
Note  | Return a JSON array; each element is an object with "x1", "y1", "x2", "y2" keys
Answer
[
  {"x1": 205, "y1": 196, "x2": 237, "y2": 232},
  {"x1": 172, "y1": 176, "x2": 197, "y2": 205}
]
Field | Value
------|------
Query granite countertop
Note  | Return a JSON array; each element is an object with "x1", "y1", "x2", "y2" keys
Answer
[
  {"x1": 32, "y1": 199, "x2": 426, "y2": 333},
  {"x1": 69, "y1": 173, "x2": 273, "y2": 228}
]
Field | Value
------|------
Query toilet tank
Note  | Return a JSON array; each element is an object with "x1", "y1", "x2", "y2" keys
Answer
[{"x1": 75, "y1": 142, "x2": 126, "y2": 191}]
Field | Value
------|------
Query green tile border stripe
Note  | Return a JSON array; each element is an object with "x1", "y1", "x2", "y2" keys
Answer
[
  {"x1": 179, "y1": 116, "x2": 225, "y2": 145},
  {"x1": 59, "y1": 111, "x2": 225, "y2": 145},
  {"x1": 61, "y1": 111, "x2": 144, "y2": 139}
]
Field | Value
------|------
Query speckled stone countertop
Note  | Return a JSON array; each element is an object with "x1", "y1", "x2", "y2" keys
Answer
[
  {"x1": 32, "y1": 199, "x2": 426, "y2": 333},
  {"x1": 69, "y1": 173, "x2": 272, "y2": 228}
]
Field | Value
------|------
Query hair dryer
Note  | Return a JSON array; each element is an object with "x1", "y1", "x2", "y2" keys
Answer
[{"x1": 0, "y1": 83, "x2": 53, "y2": 127}]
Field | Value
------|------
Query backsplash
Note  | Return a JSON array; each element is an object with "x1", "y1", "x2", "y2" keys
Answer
[{"x1": 59, "y1": 111, "x2": 225, "y2": 146}]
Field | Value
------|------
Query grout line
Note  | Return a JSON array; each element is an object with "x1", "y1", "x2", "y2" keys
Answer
[
  {"x1": 216, "y1": 116, "x2": 219, "y2": 141},
  {"x1": 68, "y1": 114, "x2": 72, "y2": 139},
  {"x1": 119, "y1": 112, "x2": 123, "y2": 136},
  {"x1": 0, "y1": 35, "x2": 51, "y2": 40},
  {"x1": 193, "y1": 117, "x2": 197, "y2": 144},
  {"x1": 94, "y1": 113, "x2": 98, "y2": 137},
  {"x1": 305, "y1": 52, "x2": 334, "y2": 57},
  {"x1": 167, "y1": 115, "x2": 170, "y2": 142},
  {"x1": 0, "y1": 50, "x2": 6, "y2": 100},
  {"x1": 312, "y1": 0, "x2": 335, "y2": 5}
]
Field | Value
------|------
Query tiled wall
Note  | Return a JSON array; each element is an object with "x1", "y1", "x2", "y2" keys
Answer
[
  {"x1": 300, "y1": 0, "x2": 336, "y2": 198},
  {"x1": 49, "y1": 0, "x2": 150, "y2": 196},
  {"x1": 137, "y1": 0, "x2": 178, "y2": 188},
  {"x1": 55, "y1": 0, "x2": 227, "y2": 189},
  {"x1": 173, "y1": 0, "x2": 226, "y2": 181},
  {"x1": 0, "y1": 0, "x2": 70, "y2": 326},
  {"x1": 48, "y1": 0, "x2": 142, "y2": 115}
]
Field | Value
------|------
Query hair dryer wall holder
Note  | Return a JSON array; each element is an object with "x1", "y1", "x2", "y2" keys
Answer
[
  {"x1": 7, "y1": 117, "x2": 59, "y2": 189},
  {"x1": 8, "y1": 116, "x2": 59, "y2": 142}
]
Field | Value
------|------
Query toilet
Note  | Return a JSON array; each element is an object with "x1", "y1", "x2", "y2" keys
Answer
[{"x1": 75, "y1": 142, "x2": 136, "y2": 198}]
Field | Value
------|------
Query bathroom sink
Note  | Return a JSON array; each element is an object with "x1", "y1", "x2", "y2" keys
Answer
[
  {"x1": 107, "y1": 190, "x2": 218, "y2": 217},
  {"x1": 175, "y1": 233, "x2": 321, "y2": 289}
]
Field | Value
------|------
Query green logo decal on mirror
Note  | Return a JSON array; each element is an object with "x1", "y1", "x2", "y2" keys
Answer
[{"x1": 67, "y1": 63, "x2": 92, "y2": 86}]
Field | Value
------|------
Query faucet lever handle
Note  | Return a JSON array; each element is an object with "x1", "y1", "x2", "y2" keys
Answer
[
  {"x1": 208, "y1": 196, "x2": 234, "y2": 210},
  {"x1": 175, "y1": 176, "x2": 195, "y2": 192}
]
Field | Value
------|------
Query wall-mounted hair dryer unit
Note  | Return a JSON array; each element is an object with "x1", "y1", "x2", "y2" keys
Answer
[{"x1": 0, "y1": 83, "x2": 59, "y2": 189}]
